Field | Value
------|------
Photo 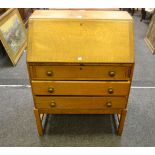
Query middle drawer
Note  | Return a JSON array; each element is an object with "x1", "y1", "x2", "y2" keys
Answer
[{"x1": 31, "y1": 81, "x2": 130, "y2": 96}]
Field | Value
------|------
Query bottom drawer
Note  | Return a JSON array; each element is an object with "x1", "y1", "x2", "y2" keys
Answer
[{"x1": 34, "y1": 96, "x2": 127, "y2": 109}]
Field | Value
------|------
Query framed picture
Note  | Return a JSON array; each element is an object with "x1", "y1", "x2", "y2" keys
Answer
[
  {"x1": 0, "y1": 8, "x2": 27, "y2": 65},
  {"x1": 145, "y1": 11, "x2": 155, "y2": 54}
]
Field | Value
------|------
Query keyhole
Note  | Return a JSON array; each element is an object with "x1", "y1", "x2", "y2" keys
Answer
[
  {"x1": 80, "y1": 67, "x2": 83, "y2": 70},
  {"x1": 80, "y1": 23, "x2": 83, "y2": 26}
]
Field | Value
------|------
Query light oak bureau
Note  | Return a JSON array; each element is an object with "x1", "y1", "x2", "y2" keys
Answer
[{"x1": 27, "y1": 10, "x2": 134, "y2": 136}]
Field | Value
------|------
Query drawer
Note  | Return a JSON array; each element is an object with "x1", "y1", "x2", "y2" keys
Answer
[
  {"x1": 34, "y1": 96, "x2": 127, "y2": 109},
  {"x1": 31, "y1": 81, "x2": 130, "y2": 96},
  {"x1": 30, "y1": 65, "x2": 131, "y2": 80}
]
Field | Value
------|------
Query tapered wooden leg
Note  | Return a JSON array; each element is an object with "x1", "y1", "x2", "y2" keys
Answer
[
  {"x1": 117, "y1": 110, "x2": 127, "y2": 135},
  {"x1": 34, "y1": 108, "x2": 43, "y2": 136}
]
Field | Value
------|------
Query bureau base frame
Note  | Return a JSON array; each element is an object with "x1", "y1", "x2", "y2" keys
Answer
[{"x1": 33, "y1": 108, "x2": 127, "y2": 136}]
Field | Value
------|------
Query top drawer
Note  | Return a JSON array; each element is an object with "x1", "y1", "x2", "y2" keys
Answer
[{"x1": 29, "y1": 65, "x2": 131, "y2": 80}]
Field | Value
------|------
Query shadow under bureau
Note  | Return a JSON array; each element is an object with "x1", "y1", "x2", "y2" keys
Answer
[{"x1": 27, "y1": 10, "x2": 134, "y2": 136}]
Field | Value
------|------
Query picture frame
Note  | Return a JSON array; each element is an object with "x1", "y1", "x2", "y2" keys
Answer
[
  {"x1": 145, "y1": 11, "x2": 155, "y2": 54},
  {"x1": 0, "y1": 8, "x2": 27, "y2": 66}
]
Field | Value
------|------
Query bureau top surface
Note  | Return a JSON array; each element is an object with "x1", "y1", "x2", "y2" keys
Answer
[
  {"x1": 30, "y1": 10, "x2": 132, "y2": 20},
  {"x1": 27, "y1": 10, "x2": 134, "y2": 64}
]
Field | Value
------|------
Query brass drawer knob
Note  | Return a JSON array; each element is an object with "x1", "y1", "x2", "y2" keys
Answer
[
  {"x1": 106, "y1": 102, "x2": 112, "y2": 107},
  {"x1": 46, "y1": 71, "x2": 53, "y2": 76},
  {"x1": 109, "y1": 71, "x2": 115, "y2": 77},
  {"x1": 50, "y1": 101, "x2": 56, "y2": 107},
  {"x1": 108, "y1": 88, "x2": 114, "y2": 94},
  {"x1": 48, "y1": 87, "x2": 54, "y2": 93}
]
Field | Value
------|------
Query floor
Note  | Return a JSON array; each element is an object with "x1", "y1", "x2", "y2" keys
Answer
[{"x1": 0, "y1": 12, "x2": 155, "y2": 146}]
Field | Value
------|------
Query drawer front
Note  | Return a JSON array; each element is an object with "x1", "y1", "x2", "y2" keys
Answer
[
  {"x1": 30, "y1": 65, "x2": 130, "y2": 80},
  {"x1": 34, "y1": 96, "x2": 127, "y2": 109},
  {"x1": 32, "y1": 81, "x2": 130, "y2": 96}
]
